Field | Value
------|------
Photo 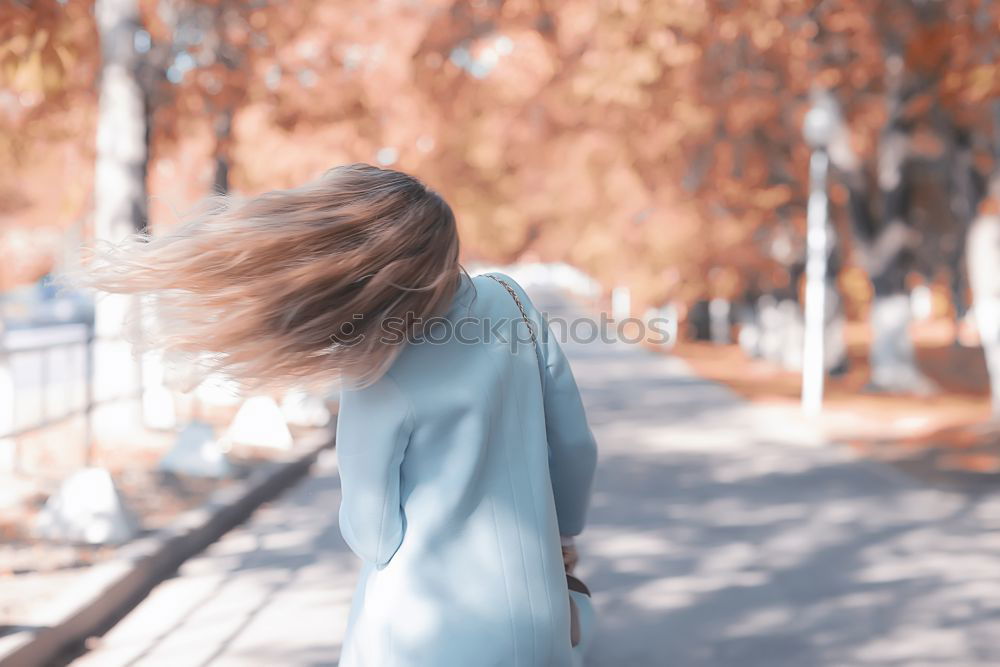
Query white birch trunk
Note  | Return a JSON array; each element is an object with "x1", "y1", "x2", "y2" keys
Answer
[
  {"x1": 968, "y1": 213, "x2": 1000, "y2": 416},
  {"x1": 91, "y1": 0, "x2": 148, "y2": 450}
]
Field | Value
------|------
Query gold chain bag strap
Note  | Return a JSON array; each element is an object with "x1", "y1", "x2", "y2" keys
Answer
[
  {"x1": 484, "y1": 273, "x2": 591, "y2": 647},
  {"x1": 485, "y1": 273, "x2": 538, "y2": 344}
]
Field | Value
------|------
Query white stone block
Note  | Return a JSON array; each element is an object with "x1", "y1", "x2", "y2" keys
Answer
[
  {"x1": 159, "y1": 421, "x2": 232, "y2": 478},
  {"x1": 227, "y1": 396, "x2": 293, "y2": 450},
  {"x1": 34, "y1": 467, "x2": 139, "y2": 544}
]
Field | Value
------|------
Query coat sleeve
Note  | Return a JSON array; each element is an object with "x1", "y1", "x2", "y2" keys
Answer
[
  {"x1": 492, "y1": 273, "x2": 599, "y2": 537},
  {"x1": 335, "y1": 371, "x2": 413, "y2": 568}
]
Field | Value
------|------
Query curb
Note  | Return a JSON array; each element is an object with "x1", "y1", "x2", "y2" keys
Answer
[{"x1": 0, "y1": 431, "x2": 335, "y2": 667}]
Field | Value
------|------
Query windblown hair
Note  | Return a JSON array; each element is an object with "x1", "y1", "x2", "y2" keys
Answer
[{"x1": 64, "y1": 164, "x2": 462, "y2": 392}]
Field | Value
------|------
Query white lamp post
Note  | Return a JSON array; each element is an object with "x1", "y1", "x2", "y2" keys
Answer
[{"x1": 801, "y1": 99, "x2": 834, "y2": 415}]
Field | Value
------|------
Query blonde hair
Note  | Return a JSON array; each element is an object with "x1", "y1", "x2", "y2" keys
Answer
[{"x1": 64, "y1": 164, "x2": 462, "y2": 392}]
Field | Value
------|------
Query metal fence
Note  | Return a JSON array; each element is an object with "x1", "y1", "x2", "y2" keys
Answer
[{"x1": 0, "y1": 324, "x2": 141, "y2": 472}]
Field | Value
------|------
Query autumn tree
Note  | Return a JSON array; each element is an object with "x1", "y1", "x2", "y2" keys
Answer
[
  {"x1": 0, "y1": 0, "x2": 99, "y2": 289},
  {"x1": 7, "y1": 0, "x2": 1000, "y2": 403}
]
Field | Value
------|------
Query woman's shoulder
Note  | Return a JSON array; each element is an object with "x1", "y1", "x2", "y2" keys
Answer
[
  {"x1": 470, "y1": 272, "x2": 543, "y2": 328},
  {"x1": 473, "y1": 271, "x2": 531, "y2": 302},
  {"x1": 475, "y1": 270, "x2": 520, "y2": 285}
]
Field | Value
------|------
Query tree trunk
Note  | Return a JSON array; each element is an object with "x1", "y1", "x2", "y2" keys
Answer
[
  {"x1": 822, "y1": 70, "x2": 932, "y2": 393},
  {"x1": 95, "y1": 0, "x2": 148, "y2": 241},
  {"x1": 91, "y1": 0, "x2": 150, "y2": 454},
  {"x1": 756, "y1": 263, "x2": 806, "y2": 371},
  {"x1": 947, "y1": 128, "x2": 981, "y2": 339},
  {"x1": 968, "y1": 213, "x2": 1000, "y2": 416},
  {"x1": 736, "y1": 284, "x2": 763, "y2": 358},
  {"x1": 824, "y1": 243, "x2": 849, "y2": 376},
  {"x1": 968, "y1": 101, "x2": 1000, "y2": 416},
  {"x1": 865, "y1": 115, "x2": 932, "y2": 393},
  {"x1": 212, "y1": 108, "x2": 233, "y2": 195},
  {"x1": 708, "y1": 298, "x2": 731, "y2": 345}
]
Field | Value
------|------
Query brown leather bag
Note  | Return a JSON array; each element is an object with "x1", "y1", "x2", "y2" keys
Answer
[{"x1": 484, "y1": 273, "x2": 593, "y2": 648}]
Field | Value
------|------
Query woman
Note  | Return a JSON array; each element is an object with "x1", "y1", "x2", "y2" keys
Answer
[{"x1": 72, "y1": 164, "x2": 598, "y2": 666}]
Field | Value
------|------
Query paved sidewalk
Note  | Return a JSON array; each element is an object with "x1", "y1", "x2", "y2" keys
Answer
[{"x1": 74, "y1": 292, "x2": 1000, "y2": 666}]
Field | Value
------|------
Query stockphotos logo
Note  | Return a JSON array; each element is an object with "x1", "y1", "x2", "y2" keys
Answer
[{"x1": 329, "y1": 313, "x2": 672, "y2": 349}]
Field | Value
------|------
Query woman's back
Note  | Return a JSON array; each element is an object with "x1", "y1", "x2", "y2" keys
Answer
[
  {"x1": 336, "y1": 272, "x2": 598, "y2": 667},
  {"x1": 64, "y1": 163, "x2": 597, "y2": 667}
]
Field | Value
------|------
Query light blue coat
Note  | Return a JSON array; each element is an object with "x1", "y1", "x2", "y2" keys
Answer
[{"x1": 335, "y1": 272, "x2": 599, "y2": 666}]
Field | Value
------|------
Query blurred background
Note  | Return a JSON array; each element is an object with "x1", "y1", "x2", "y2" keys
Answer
[{"x1": 3, "y1": 1, "x2": 1000, "y2": 665}]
